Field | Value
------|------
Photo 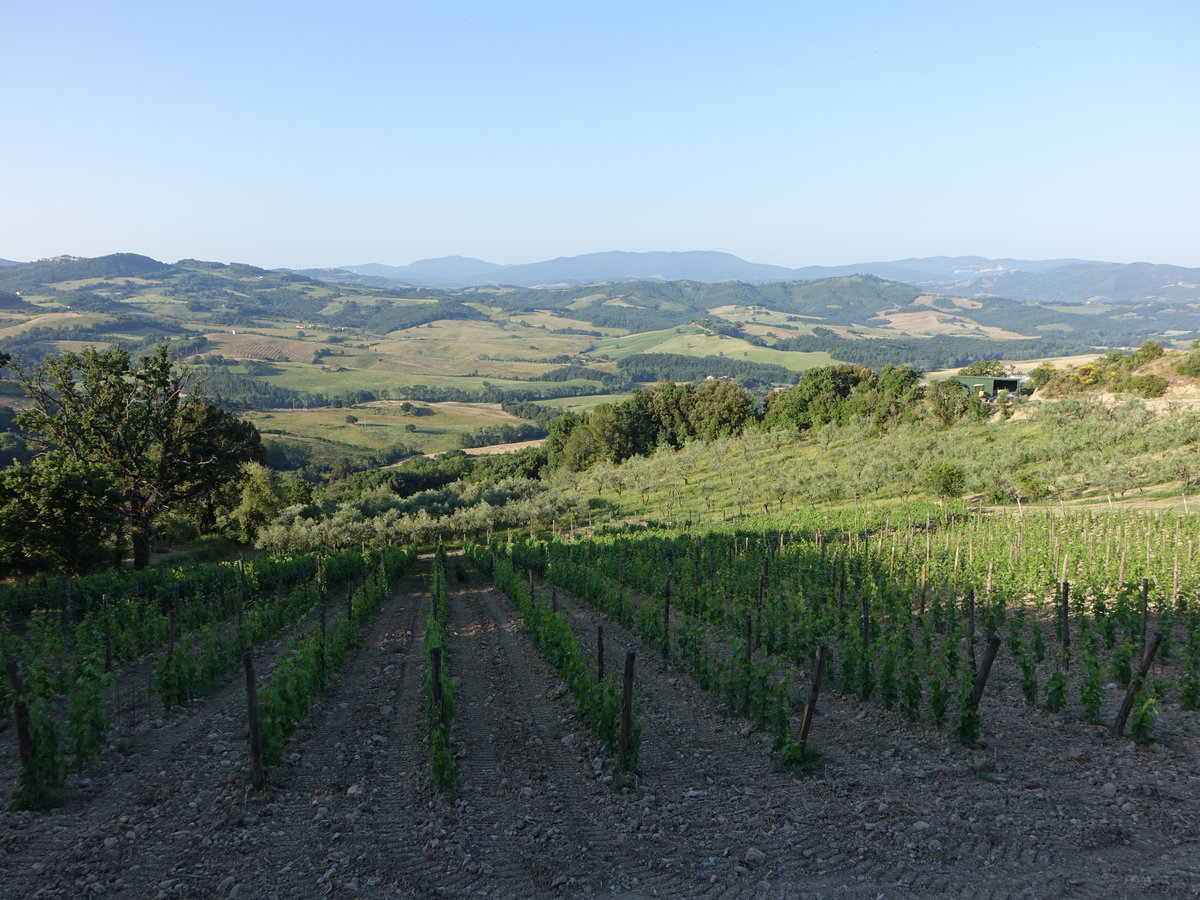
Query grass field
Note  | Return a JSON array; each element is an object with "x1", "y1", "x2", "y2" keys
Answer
[
  {"x1": 596, "y1": 328, "x2": 837, "y2": 371},
  {"x1": 593, "y1": 326, "x2": 706, "y2": 358},
  {"x1": 245, "y1": 400, "x2": 532, "y2": 455},
  {"x1": 708, "y1": 307, "x2": 815, "y2": 328},
  {"x1": 124, "y1": 294, "x2": 188, "y2": 308},
  {"x1": 355, "y1": 353, "x2": 556, "y2": 380},
  {"x1": 376, "y1": 318, "x2": 594, "y2": 360},
  {"x1": 534, "y1": 393, "x2": 632, "y2": 412},
  {"x1": 506, "y1": 310, "x2": 623, "y2": 335},
  {"x1": 925, "y1": 352, "x2": 1102, "y2": 379},
  {"x1": 0, "y1": 311, "x2": 114, "y2": 338},
  {"x1": 259, "y1": 360, "x2": 604, "y2": 396}
]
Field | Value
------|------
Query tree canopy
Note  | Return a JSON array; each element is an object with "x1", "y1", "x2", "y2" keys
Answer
[
  {"x1": 545, "y1": 380, "x2": 759, "y2": 471},
  {"x1": 957, "y1": 360, "x2": 1011, "y2": 377},
  {"x1": 0, "y1": 452, "x2": 121, "y2": 577},
  {"x1": 12, "y1": 345, "x2": 263, "y2": 568}
]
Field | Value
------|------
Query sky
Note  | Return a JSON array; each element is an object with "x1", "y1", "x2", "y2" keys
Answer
[{"x1": 4, "y1": 1, "x2": 1198, "y2": 269}]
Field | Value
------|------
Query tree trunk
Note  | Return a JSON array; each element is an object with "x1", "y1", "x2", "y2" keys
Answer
[
  {"x1": 132, "y1": 528, "x2": 152, "y2": 570},
  {"x1": 196, "y1": 497, "x2": 218, "y2": 532}
]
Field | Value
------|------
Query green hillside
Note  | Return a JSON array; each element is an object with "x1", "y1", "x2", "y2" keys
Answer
[{"x1": 2, "y1": 252, "x2": 1198, "y2": 464}]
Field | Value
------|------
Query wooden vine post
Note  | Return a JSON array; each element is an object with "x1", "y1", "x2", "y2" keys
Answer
[
  {"x1": 969, "y1": 637, "x2": 1001, "y2": 710},
  {"x1": 741, "y1": 613, "x2": 754, "y2": 713},
  {"x1": 1060, "y1": 580, "x2": 1071, "y2": 670},
  {"x1": 319, "y1": 606, "x2": 328, "y2": 685},
  {"x1": 756, "y1": 568, "x2": 767, "y2": 642},
  {"x1": 620, "y1": 649, "x2": 636, "y2": 770},
  {"x1": 596, "y1": 625, "x2": 605, "y2": 682},
  {"x1": 7, "y1": 656, "x2": 33, "y2": 766},
  {"x1": 243, "y1": 653, "x2": 265, "y2": 792},
  {"x1": 60, "y1": 577, "x2": 71, "y2": 637},
  {"x1": 1112, "y1": 632, "x2": 1163, "y2": 739},
  {"x1": 797, "y1": 643, "x2": 828, "y2": 749},
  {"x1": 102, "y1": 593, "x2": 113, "y2": 671},
  {"x1": 1139, "y1": 578, "x2": 1149, "y2": 651},
  {"x1": 860, "y1": 591, "x2": 870, "y2": 651},
  {"x1": 237, "y1": 556, "x2": 248, "y2": 618},
  {"x1": 662, "y1": 579, "x2": 671, "y2": 659},
  {"x1": 967, "y1": 587, "x2": 977, "y2": 672},
  {"x1": 744, "y1": 614, "x2": 753, "y2": 667},
  {"x1": 235, "y1": 565, "x2": 245, "y2": 626}
]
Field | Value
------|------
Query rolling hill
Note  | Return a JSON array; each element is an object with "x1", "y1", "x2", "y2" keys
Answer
[
  {"x1": 0, "y1": 250, "x2": 1197, "y2": 470},
  {"x1": 1, "y1": 253, "x2": 1195, "y2": 381},
  {"x1": 322, "y1": 252, "x2": 1200, "y2": 308}
]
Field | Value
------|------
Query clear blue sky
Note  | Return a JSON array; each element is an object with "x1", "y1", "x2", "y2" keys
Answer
[{"x1": 4, "y1": 1, "x2": 1198, "y2": 268}]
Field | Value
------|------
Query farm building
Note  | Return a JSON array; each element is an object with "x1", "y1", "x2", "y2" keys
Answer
[{"x1": 947, "y1": 375, "x2": 1023, "y2": 398}]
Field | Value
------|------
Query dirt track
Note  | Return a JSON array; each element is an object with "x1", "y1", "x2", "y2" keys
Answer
[{"x1": 1, "y1": 556, "x2": 1198, "y2": 898}]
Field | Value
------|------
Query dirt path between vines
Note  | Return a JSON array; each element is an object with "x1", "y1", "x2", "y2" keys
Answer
[
  {"x1": 529, "y1": 573, "x2": 1200, "y2": 898},
  {"x1": 1, "y1": 555, "x2": 1198, "y2": 897}
]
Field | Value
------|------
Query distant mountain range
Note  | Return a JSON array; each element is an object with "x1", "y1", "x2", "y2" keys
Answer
[
  {"x1": 311, "y1": 251, "x2": 1200, "y2": 306},
  {"x1": 6, "y1": 249, "x2": 1198, "y2": 307},
  {"x1": 3, "y1": 252, "x2": 1198, "y2": 374}
]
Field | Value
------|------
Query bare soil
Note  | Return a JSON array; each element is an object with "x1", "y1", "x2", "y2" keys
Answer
[
  {"x1": 457, "y1": 439, "x2": 547, "y2": 457},
  {"x1": 1, "y1": 556, "x2": 1198, "y2": 898}
]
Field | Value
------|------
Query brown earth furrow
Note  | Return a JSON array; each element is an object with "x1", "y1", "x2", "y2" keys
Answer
[
  {"x1": 429, "y1": 572, "x2": 638, "y2": 894},
  {"x1": 222, "y1": 561, "x2": 434, "y2": 897},
  {"x1": 0, "y1": 645, "x2": 272, "y2": 895},
  {"x1": 3, "y1": 553, "x2": 1199, "y2": 898},
  {"x1": 0, "y1": 566, "x2": 428, "y2": 898},
  {"x1": 535, "y1": 576, "x2": 1162, "y2": 898}
]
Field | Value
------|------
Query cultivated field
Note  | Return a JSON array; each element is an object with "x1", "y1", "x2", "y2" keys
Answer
[{"x1": 2, "y1": 533, "x2": 1197, "y2": 898}]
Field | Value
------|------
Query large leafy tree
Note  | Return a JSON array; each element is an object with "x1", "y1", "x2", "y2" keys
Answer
[
  {"x1": 0, "y1": 452, "x2": 122, "y2": 577},
  {"x1": 957, "y1": 359, "x2": 1011, "y2": 377},
  {"x1": 13, "y1": 345, "x2": 263, "y2": 569},
  {"x1": 762, "y1": 364, "x2": 877, "y2": 431},
  {"x1": 682, "y1": 379, "x2": 754, "y2": 441},
  {"x1": 924, "y1": 378, "x2": 992, "y2": 427}
]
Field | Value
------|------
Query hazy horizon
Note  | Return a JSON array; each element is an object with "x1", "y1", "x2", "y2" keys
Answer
[
  {"x1": 4, "y1": 249, "x2": 1184, "y2": 273},
  {"x1": 5, "y1": 2, "x2": 1198, "y2": 269}
]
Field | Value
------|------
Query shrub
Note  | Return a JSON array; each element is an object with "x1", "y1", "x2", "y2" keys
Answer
[
  {"x1": 1176, "y1": 352, "x2": 1200, "y2": 378},
  {"x1": 1111, "y1": 374, "x2": 1167, "y2": 398}
]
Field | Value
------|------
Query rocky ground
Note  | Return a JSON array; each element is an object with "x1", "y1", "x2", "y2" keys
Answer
[{"x1": 0, "y1": 555, "x2": 1198, "y2": 898}]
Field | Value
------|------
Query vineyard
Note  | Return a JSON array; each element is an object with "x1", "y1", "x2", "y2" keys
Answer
[
  {"x1": 0, "y1": 508, "x2": 1198, "y2": 895},
  {"x1": 0, "y1": 546, "x2": 414, "y2": 809},
  {"x1": 514, "y1": 505, "x2": 1200, "y2": 753}
]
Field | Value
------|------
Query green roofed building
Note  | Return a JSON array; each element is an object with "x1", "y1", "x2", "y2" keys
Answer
[{"x1": 948, "y1": 375, "x2": 1023, "y2": 398}]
